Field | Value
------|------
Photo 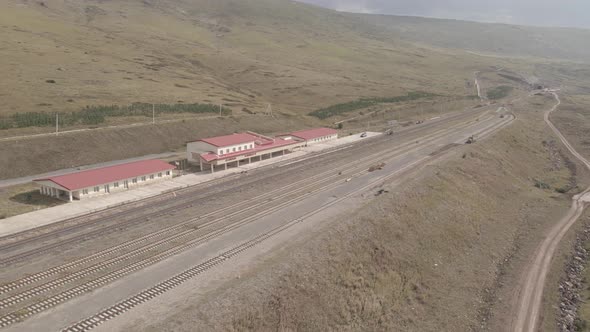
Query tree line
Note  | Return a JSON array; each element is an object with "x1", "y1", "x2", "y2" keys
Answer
[
  {"x1": 308, "y1": 92, "x2": 437, "y2": 119},
  {"x1": 0, "y1": 103, "x2": 231, "y2": 130}
]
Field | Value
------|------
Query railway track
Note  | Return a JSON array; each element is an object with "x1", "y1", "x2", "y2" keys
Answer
[
  {"x1": 0, "y1": 113, "x2": 513, "y2": 329},
  {"x1": 59, "y1": 156, "x2": 431, "y2": 332},
  {"x1": 0, "y1": 106, "x2": 486, "y2": 251},
  {"x1": 0, "y1": 108, "x2": 490, "y2": 266},
  {"x1": 0, "y1": 117, "x2": 480, "y2": 295},
  {"x1": 62, "y1": 114, "x2": 514, "y2": 332}
]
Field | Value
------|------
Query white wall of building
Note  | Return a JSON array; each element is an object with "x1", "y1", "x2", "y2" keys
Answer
[
  {"x1": 215, "y1": 141, "x2": 256, "y2": 156},
  {"x1": 36, "y1": 170, "x2": 174, "y2": 201},
  {"x1": 76, "y1": 170, "x2": 173, "y2": 199},
  {"x1": 304, "y1": 133, "x2": 339, "y2": 146},
  {"x1": 187, "y1": 140, "x2": 256, "y2": 164}
]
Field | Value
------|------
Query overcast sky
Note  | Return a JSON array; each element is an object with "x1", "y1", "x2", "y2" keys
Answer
[{"x1": 296, "y1": 0, "x2": 590, "y2": 29}]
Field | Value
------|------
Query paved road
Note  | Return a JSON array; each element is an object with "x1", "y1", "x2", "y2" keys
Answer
[
  {"x1": 512, "y1": 92, "x2": 590, "y2": 332},
  {"x1": 0, "y1": 152, "x2": 180, "y2": 188},
  {"x1": 4, "y1": 109, "x2": 514, "y2": 331}
]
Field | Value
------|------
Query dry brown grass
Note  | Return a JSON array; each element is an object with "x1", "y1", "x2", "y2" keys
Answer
[
  {"x1": 0, "y1": 0, "x2": 488, "y2": 119},
  {"x1": 550, "y1": 94, "x2": 590, "y2": 161},
  {"x1": 134, "y1": 95, "x2": 587, "y2": 332},
  {"x1": 0, "y1": 183, "x2": 64, "y2": 219}
]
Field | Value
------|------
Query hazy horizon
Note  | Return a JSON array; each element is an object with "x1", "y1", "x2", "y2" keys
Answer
[{"x1": 296, "y1": 0, "x2": 590, "y2": 29}]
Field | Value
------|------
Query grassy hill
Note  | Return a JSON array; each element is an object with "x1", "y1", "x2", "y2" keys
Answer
[
  {"x1": 0, "y1": 0, "x2": 490, "y2": 120},
  {"x1": 358, "y1": 14, "x2": 590, "y2": 62},
  {"x1": 2, "y1": 0, "x2": 589, "y2": 122}
]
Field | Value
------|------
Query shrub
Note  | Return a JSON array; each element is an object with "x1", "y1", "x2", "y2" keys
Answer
[
  {"x1": 0, "y1": 102, "x2": 230, "y2": 130},
  {"x1": 555, "y1": 186, "x2": 570, "y2": 194},
  {"x1": 308, "y1": 92, "x2": 436, "y2": 119},
  {"x1": 574, "y1": 318, "x2": 587, "y2": 331},
  {"x1": 487, "y1": 86, "x2": 513, "y2": 100},
  {"x1": 533, "y1": 179, "x2": 551, "y2": 190}
]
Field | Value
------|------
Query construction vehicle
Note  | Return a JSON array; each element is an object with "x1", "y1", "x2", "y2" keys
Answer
[{"x1": 465, "y1": 135, "x2": 476, "y2": 144}]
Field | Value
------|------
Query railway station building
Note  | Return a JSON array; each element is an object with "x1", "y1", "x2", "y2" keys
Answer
[
  {"x1": 187, "y1": 128, "x2": 339, "y2": 173},
  {"x1": 187, "y1": 131, "x2": 301, "y2": 173},
  {"x1": 34, "y1": 160, "x2": 176, "y2": 201},
  {"x1": 277, "y1": 128, "x2": 338, "y2": 146}
]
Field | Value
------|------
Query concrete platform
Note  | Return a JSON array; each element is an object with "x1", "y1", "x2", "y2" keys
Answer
[{"x1": 0, "y1": 132, "x2": 381, "y2": 237}]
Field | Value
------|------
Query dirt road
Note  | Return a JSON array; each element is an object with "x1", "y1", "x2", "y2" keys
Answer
[
  {"x1": 475, "y1": 71, "x2": 485, "y2": 101},
  {"x1": 512, "y1": 92, "x2": 590, "y2": 332}
]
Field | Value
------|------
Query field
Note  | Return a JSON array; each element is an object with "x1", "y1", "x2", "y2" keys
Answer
[
  {"x1": 0, "y1": 0, "x2": 487, "y2": 120},
  {"x1": 133, "y1": 94, "x2": 590, "y2": 332}
]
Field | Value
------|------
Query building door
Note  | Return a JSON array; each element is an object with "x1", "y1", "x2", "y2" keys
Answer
[
  {"x1": 105, "y1": 184, "x2": 110, "y2": 193},
  {"x1": 124, "y1": 180, "x2": 128, "y2": 189}
]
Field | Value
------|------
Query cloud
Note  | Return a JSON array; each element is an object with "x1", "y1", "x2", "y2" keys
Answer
[
  {"x1": 302, "y1": 0, "x2": 375, "y2": 14},
  {"x1": 334, "y1": 2, "x2": 374, "y2": 14}
]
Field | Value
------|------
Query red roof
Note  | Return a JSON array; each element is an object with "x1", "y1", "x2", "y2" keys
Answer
[
  {"x1": 200, "y1": 138, "x2": 298, "y2": 162},
  {"x1": 196, "y1": 133, "x2": 258, "y2": 147},
  {"x1": 35, "y1": 160, "x2": 176, "y2": 191},
  {"x1": 285, "y1": 128, "x2": 338, "y2": 141}
]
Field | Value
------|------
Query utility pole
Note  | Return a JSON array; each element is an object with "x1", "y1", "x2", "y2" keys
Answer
[
  {"x1": 152, "y1": 104, "x2": 155, "y2": 125},
  {"x1": 55, "y1": 113, "x2": 59, "y2": 136}
]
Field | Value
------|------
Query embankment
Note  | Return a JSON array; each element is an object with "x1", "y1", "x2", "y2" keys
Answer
[{"x1": 0, "y1": 115, "x2": 307, "y2": 179}]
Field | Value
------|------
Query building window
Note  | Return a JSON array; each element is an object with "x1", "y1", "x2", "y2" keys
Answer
[
  {"x1": 250, "y1": 144, "x2": 253, "y2": 149},
  {"x1": 238, "y1": 146, "x2": 242, "y2": 151},
  {"x1": 150, "y1": 174, "x2": 155, "y2": 180},
  {"x1": 158, "y1": 173, "x2": 162, "y2": 177},
  {"x1": 83, "y1": 189, "x2": 89, "y2": 195},
  {"x1": 219, "y1": 150, "x2": 223, "y2": 155},
  {"x1": 166, "y1": 171, "x2": 171, "y2": 176},
  {"x1": 141, "y1": 176, "x2": 146, "y2": 181},
  {"x1": 94, "y1": 186, "x2": 99, "y2": 192},
  {"x1": 132, "y1": 178, "x2": 137, "y2": 184},
  {"x1": 226, "y1": 149, "x2": 230, "y2": 154},
  {"x1": 233, "y1": 147, "x2": 236, "y2": 152},
  {"x1": 114, "y1": 182, "x2": 119, "y2": 188}
]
